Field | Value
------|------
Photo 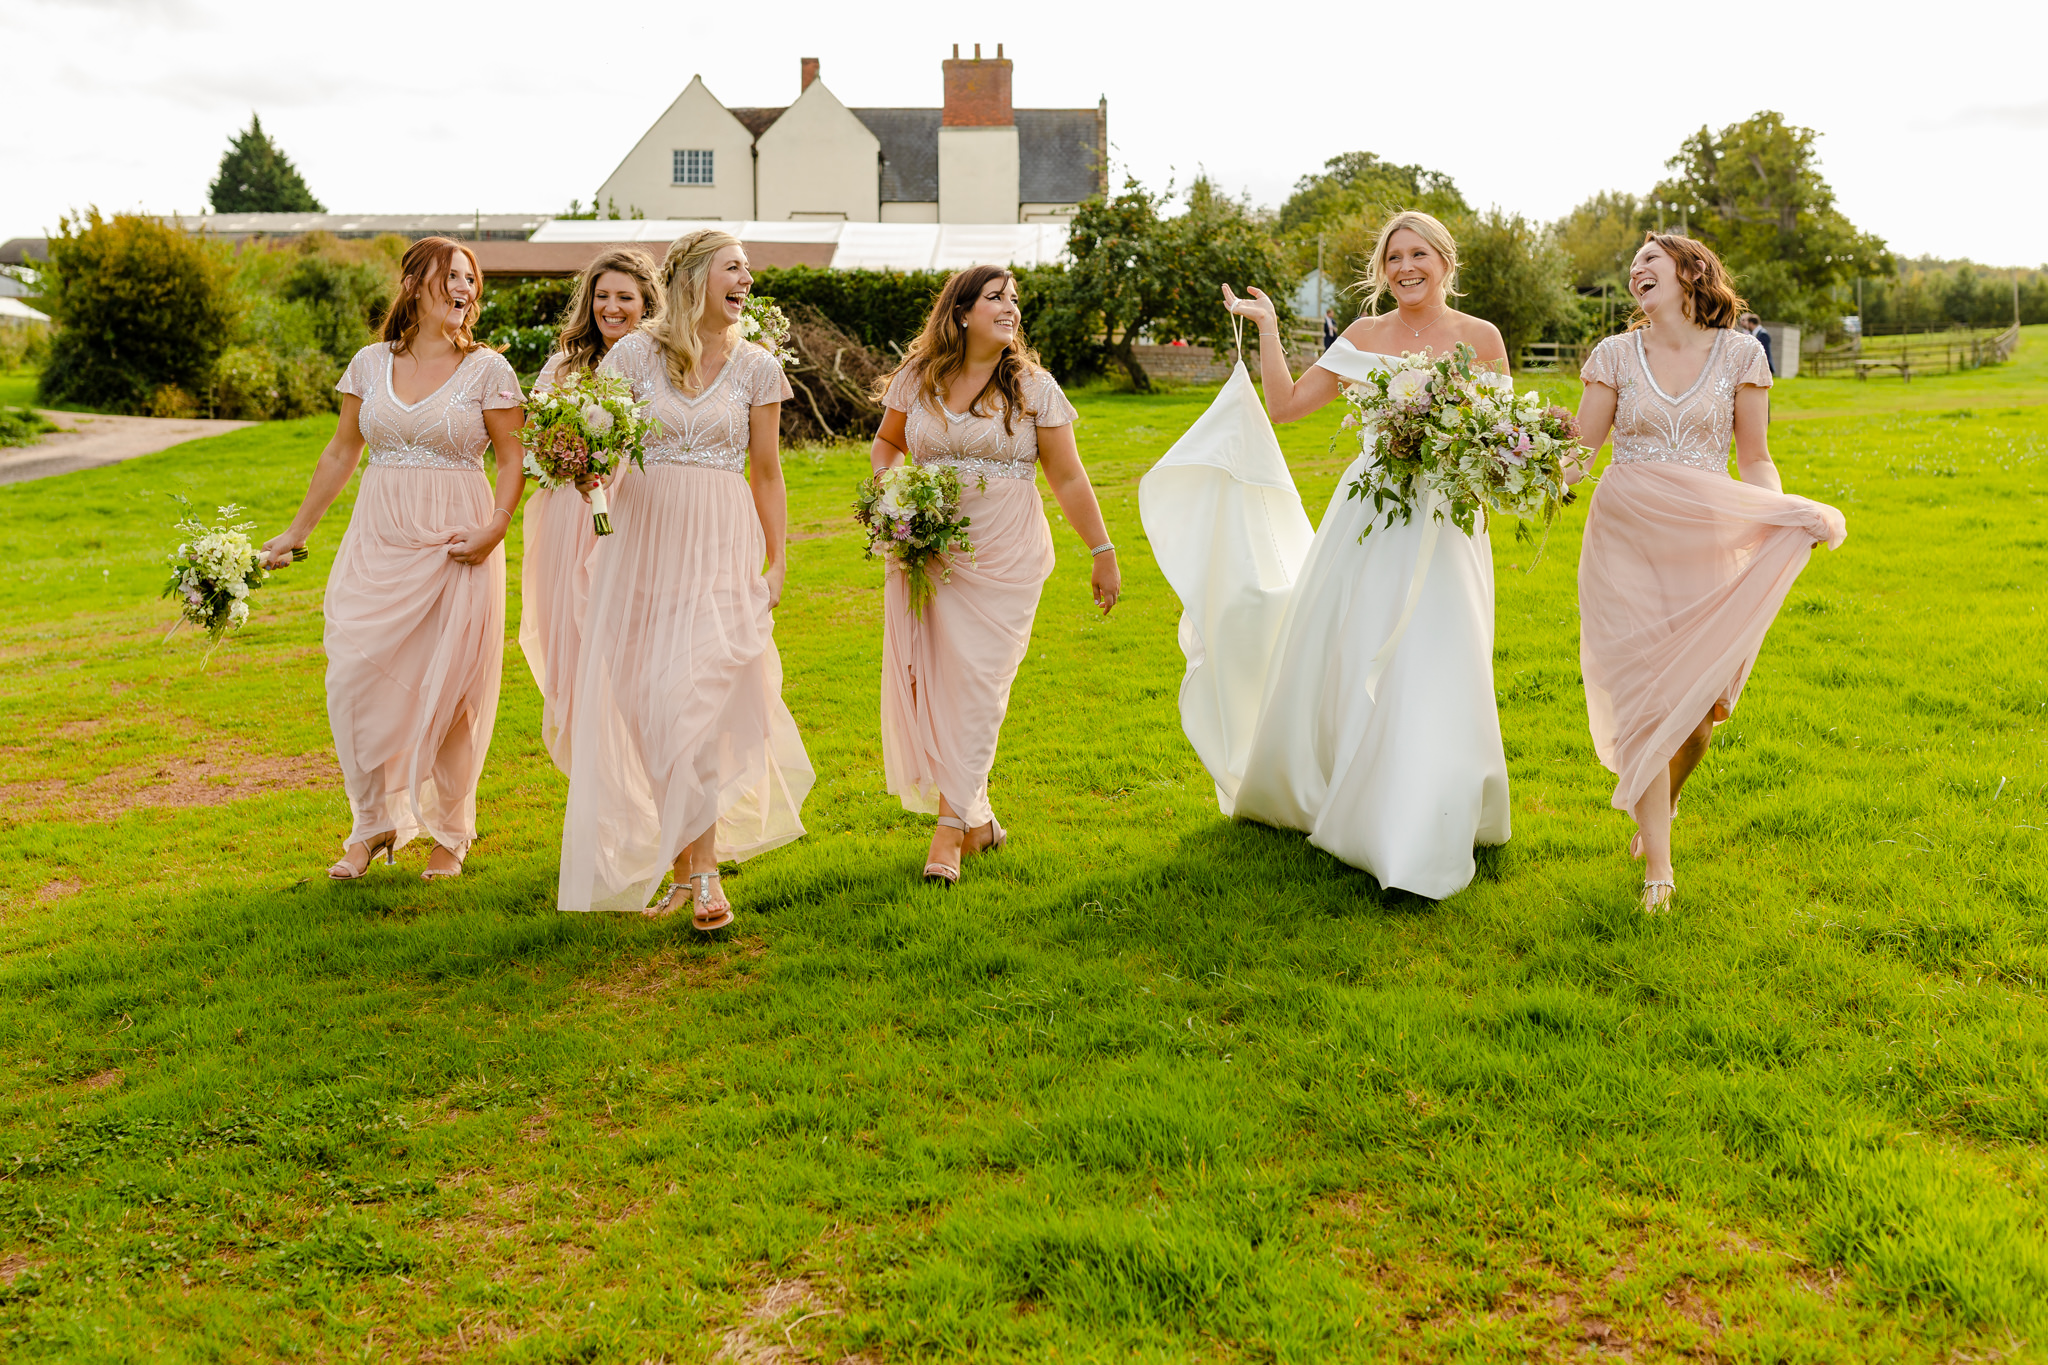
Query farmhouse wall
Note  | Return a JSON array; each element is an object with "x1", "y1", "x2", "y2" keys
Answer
[{"x1": 595, "y1": 76, "x2": 757, "y2": 221}]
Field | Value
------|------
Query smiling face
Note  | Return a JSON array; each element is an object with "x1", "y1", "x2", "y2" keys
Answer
[
  {"x1": 958, "y1": 274, "x2": 1021, "y2": 351},
  {"x1": 1629, "y1": 241, "x2": 1688, "y2": 317},
  {"x1": 589, "y1": 270, "x2": 647, "y2": 345},
  {"x1": 700, "y1": 245, "x2": 752, "y2": 330},
  {"x1": 1382, "y1": 228, "x2": 1449, "y2": 310},
  {"x1": 412, "y1": 249, "x2": 478, "y2": 338}
]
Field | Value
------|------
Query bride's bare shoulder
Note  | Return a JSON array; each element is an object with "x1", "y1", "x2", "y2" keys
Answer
[
  {"x1": 1446, "y1": 310, "x2": 1508, "y2": 365},
  {"x1": 1341, "y1": 314, "x2": 1394, "y2": 350}
]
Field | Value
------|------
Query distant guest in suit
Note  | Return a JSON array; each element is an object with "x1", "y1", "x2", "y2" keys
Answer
[
  {"x1": 1739, "y1": 313, "x2": 1774, "y2": 374},
  {"x1": 1323, "y1": 308, "x2": 1341, "y2": 351}
]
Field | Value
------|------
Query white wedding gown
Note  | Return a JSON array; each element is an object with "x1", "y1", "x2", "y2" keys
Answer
[{"x1": 1140, "y1": 339, "x2": 1511, "y2": 898}]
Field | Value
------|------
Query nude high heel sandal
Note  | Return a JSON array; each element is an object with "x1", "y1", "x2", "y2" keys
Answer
[
  {"x1": 329, "y1": 831, "x2": 397, "y2": 881},
  {"x1": 924, "y1": 815, "x2": 968, "y2": 885},
  {"x1": 420, "y1": 845, "x2": 465, "y2": 881},
  {"x1": 1640, "y1": 879, "x2": 1674, "y2": 913}
]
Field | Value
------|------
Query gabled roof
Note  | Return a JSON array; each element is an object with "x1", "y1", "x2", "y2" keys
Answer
[
  {"x1": 853, "y1": 109, "x2": 941, "y2": 203},
  {"x1": 1017, "y1": 110, "x2": 1103, "y2": 203}
]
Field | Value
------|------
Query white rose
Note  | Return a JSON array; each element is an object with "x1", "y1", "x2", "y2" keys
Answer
[
  {"x1": 1477, "y1": 371, "x2": 1514, "y2": 394},
  {"x1": 229, "y1": 601, "x2": 250, "y2": 626},
  {"x1": 581, "y1": 402, "x2": 614, "y2": 434},
  {"x1": 1387, "y1": 369, "x2": 1429, "y2": 404}
]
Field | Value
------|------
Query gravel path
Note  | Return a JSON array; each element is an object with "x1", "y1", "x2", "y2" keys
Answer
[{"x1": 0, "y1": 410, "x2": 257, "y2": 485}]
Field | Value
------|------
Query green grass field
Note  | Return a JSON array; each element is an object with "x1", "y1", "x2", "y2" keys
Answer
[{"x1": 1, "y1": 332, "x2": 2044, "y2": 1362}]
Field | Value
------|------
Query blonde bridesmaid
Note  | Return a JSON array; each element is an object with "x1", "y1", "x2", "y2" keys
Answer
[
  {"x1": 519, "y1": 248, "x2": 661, "y2": 772},
  {"x1": 260, "y1": 237, "x2": 526, "y2": 882},
  {"x1": 871, "y1": 266, "x2": 1121, "y2": 885},
  {"x1": 1570, "y1": 233, "x2": 1847, "y2": 910},
  {"x1": 557, "y1": 229, "x2": 814, "y2": 928}
]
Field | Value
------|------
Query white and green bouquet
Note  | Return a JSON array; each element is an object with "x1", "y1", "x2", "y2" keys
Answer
[
  {"x1": 853, "y1": 463, "x2": 975, "y2": 619},
  {"x1": 520, "y1": 368, "x2": 656, "y2": 536},
  {"x1": 741, "y1": 294, "x2": 798, "y2": 367},
  {"x1": 1343, "y1": 343, "x2": 1583, "y2": 543},
  {"x1": 161, "y1": 499, "x2": 270, "y2": 655}
]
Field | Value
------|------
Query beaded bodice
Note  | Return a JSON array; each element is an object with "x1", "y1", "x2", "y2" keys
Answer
[
  {"x1": 601, "y1": 333, "x2": 791, "y2": 474},
  {"x1": 1582, "y1": 329, "x2": 1773, "y2": 475},
  {"x1": 338, "y1": 343, "x2": 523, "y2": 471},
  {"x1": 886, "y1": 367, "x2": 1078, "y2": 483}
]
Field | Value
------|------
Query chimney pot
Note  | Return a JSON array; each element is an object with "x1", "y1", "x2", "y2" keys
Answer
[
  {"x1": 952, "y1": 43, "x2": 959, "y2": 57},
  {"x1": 974, "y1": 42, "x2": 981, "y2": 58},
  {"x1": 997, "y1": 43, "x2": 1003, "y2": 58},
  {"x1": 800, "y1": 56, "x2": 819, "y2": 92}
]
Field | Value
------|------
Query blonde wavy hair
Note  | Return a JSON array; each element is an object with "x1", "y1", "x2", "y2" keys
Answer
[
  {"x1": 554, "y1": 248, "x2": 662, "y2": 377},
  {"x1": 651, "y1": 228, "x2": 743, "y2": 391},
  {"x1": 1353, "y1": 210, "x2": 1462, "y2": 313}
]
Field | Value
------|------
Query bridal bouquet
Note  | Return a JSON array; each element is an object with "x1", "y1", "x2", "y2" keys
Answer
[
  {"x1": 161, "y1": 499, "x2": 270, "y2": 653},
  {"x1": 1343, "y1": 343, "x2": 1583, "y2": 541},
  {"x1": 853, "y1": 463, "x2": 975, "y2": 618},
  {"x1": 742, "y1": 295, "x2": 799, "y2": 367},
  {"x1": 521, "y1": 368, "x2": 656, "y2": 535}
]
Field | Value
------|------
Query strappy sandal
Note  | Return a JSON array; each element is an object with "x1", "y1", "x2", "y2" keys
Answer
[
  {"x1": 420, "y1": 844, "x2": 466, "y2": 882},
  {"x1": 1641, "y1": 879, "x2": 1675, "y2": 913},
  {"x1": 647, "y1": 871, "x2": 734, "y2": 930},
  {"x1": 329, "y1": 831, "x2": 397, "y2": 881},
  {"x1": 924, "y1": 815, "x2": 968, "y2": 885},
  {"x1": 975, "y1": 815, "x2": 1008, "y2": 855}
]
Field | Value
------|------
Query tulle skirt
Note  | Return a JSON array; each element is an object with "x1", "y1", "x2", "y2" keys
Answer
[
  {"x1": 517, "y1": 484, "x2": 600, "y2": 773},
  {"x1": 1579, "y1": 461, "x2": 1847, "y2": 813},
  {"x1": 557, "y1": 463, "x2": 813, "y2": 913},
  {"x1": 879, "y1": 476, "x2": 1055, "y2": 828},
  {"x1": 324, "y1": 464, "x2": 504, "y2": 855}
]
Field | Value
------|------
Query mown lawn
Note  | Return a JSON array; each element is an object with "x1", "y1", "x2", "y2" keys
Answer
[{"x1": 1, "y1": 334, "x2": 2044, "y2": 1362}]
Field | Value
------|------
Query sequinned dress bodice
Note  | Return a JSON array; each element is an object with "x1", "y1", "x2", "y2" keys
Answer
[
  {"x1": 338, "y1": 343, "x2": 523, "y2": 471},
  {"x1": 601, "y1": 333, "x2": 792, "y2": 474},
  {"x1": 1581, "y1": 329, "x2": 1773, "y2": 475},
  {"x1": 884, "y1": 367, "x2": 1078, "y2": 483}
]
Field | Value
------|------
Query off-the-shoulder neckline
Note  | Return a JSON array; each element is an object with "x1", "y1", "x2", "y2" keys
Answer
[{"x1": 1325, "y1": 336, "x2": 1404, "y2": 363}]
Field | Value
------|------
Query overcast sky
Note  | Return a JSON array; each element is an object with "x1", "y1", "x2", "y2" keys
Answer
[{"x1": 4, "y1": 0, "x2": 2044, "y2": 267}]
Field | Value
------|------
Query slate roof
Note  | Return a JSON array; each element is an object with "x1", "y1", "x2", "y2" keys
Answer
[
  {"x1": 853, "y1": 109, "x2": 941, "y2": 203},
  {"x1": 1017, "y1": 110, "x2": 1104, "y2": 203}
]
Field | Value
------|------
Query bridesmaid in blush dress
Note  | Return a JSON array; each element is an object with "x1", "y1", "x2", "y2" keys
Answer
[
  {"x1": 1570, "y1": 234, "x2": 1846, "y2": 911},
  {"x1": 260, "y1": 237, "x2": 526, "y2": 882},
  {"x1": 870, "y1": 265, "x2": 1121, "y2": 885},
  {"x1": 518, "y1": 248, "x2": 661, "y2": 773},
  {"x1": 557, "y1": 229, "x2": 814, "y2": 929}
]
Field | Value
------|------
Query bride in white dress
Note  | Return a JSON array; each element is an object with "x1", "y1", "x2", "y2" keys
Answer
[{"x1": 1140, "y1": 211, "x2": 1512, "y2": 898}]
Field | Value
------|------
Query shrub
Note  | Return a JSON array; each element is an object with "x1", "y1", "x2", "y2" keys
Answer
[
  {"x1": 211, "y1": 344, "x2": 339, "y2": 421},
  {"x1": 0, "y1": 406, "x2": 57, "y2": 447},
  {"x1": 1451, "y1": 210, "x2": 1581, "y2": 367},
  {"x1": 38, "y1": 211, "x2": 241, "y2": 414},
  {"x1": 279, "y1": 252, "x2": 393, "y2": 362},
  {"x1": 0, "y1": 323, "x2": 50, "y2": 371},
  {"x1": 477, "y1": 279, "x2": 576, "y2": 374}
]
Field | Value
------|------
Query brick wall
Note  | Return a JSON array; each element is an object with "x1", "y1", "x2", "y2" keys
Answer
[
  {"x1": 942, "y1": 55, "x2": 1013, "y2": 127},
  {"x1": 1128, "y1": 343, "x2": 1295, "y2": 384}
]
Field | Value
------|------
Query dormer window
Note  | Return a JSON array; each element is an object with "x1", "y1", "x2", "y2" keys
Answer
[{"x1": 672, "y1": 149, "x2": 714, "y2": 185}]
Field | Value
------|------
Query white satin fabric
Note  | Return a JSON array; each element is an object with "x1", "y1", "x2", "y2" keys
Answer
[{"x1": 1139, "y1": 341, "x2": 1511, "y2": 898}]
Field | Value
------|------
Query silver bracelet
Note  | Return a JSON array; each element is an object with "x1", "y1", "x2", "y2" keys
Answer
[{"x1": 1090, "y1": 542, "x2": 1115, "y2": 556}]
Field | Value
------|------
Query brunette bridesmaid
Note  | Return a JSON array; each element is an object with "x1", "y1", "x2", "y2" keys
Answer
[
  {"x1": 519, "y1": 248, "x2": 661, "y2": 772},
  {"x1": 556, "y1": 229, "x2": 814, "y2": 928},
  {"x1": 260, "y1": 237, "x2": 526, "y2": 882},
  {"x1": 1570, "y1": 233, "x2": 1846, "y2": 910},
  {"x1": 871, "y1": 266, "x2": 1121, "y2": 885}
]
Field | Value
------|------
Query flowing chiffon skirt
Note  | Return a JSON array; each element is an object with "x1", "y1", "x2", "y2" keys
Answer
[
  {"x1": 517, "y1": 485, "x2": 600, "y2": 773},
  {"x1": 557, "y1": 463, "x2": 813, "y2": 913},
  {"x1": 1579, "y1": 461, "x2": 1846, "y2": 813},
  {"x1": 324, "y1": 464, "x2": 504, "y2": 855},
  {"x1": 880, "y1": 477, "x2": 1055, "y2": 828}
]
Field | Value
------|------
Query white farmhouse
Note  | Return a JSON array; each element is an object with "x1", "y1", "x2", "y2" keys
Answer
[{"x1": 595, "y1": 47, "x2": 1106, "y2": 226}]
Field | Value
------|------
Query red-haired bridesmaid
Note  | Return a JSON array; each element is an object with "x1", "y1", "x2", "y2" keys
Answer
[{"x1": 261, "y1": 236, "x2": 526, "y2": 882}]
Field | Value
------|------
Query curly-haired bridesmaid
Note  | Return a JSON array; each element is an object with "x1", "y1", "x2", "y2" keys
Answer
[
  {"x1": 261, "y1": 237, "x2": 526, "y2": 882},
  {"x1": 1570, "y1": 233, "x2": 1847, "y2": 911}
]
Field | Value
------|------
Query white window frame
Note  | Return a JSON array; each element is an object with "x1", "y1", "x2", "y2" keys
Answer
[{"x1": 671, "y1": 149, "x2": 714, "y2": 186}]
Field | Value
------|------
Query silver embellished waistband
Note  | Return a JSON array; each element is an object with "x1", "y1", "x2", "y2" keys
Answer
[
  {"x1": 1612, "y1": 447, "x2": 1731, "y2": 474},
  {"x1": 643, "y1": 439, "x2": 747, "y2": 474},
  {"x1": 367, "y1": 443, "x2": 482, "y2": 472},
  {"x1": 922, "y1": 454, "x2": 1036, "y2": 483}
]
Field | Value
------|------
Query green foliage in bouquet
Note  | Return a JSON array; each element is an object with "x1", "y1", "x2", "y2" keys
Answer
[{"x1": 853, "y1": 463, "x2": 975, "y2": 619}]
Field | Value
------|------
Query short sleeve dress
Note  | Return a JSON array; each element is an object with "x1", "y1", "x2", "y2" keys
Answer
[
  {"x1": 877, "y1": 366, "x2": 1076, "y2": 828},
  {"x1": 1577, "y1": 328, "x2": 1847, "y2": 813},
  {"x1": 327, "y1": 341, "x2": 523, "y2": 856},
  {"x1": 556, "y1": 334, "x2": 814, "y2": 912},
  {"x1": 517, "y1": 349, "x2": 601, "y2": 773}
]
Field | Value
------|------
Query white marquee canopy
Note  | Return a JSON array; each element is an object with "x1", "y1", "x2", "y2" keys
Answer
[{"x1": 528, "y1": 219, "x2": 1071, "y2": 271}]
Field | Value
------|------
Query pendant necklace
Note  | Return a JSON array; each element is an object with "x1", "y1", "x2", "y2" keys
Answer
[{"x1": 1398, "y1": 305, "x2": 1447, "y2": 339}]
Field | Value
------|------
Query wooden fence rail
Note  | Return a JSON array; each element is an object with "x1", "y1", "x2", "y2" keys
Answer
[{"x1": 1806, "y1": 323, "x2": 2019, "y2": 381}]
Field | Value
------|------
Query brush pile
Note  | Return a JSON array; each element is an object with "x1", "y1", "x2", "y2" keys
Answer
[{"x1": 776, "y1": 304, "x2": 891, "y2": 445}]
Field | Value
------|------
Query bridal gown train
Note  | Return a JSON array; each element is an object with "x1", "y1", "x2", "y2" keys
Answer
[{"x1": 1140, "y1": 340, "x2": 1510, "y2": 898}]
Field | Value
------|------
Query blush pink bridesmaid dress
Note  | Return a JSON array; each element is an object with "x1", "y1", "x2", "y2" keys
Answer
[
  {"x1": 1578, "y1": 328, "x2": 1847, "y2": 813},
  {"x1": 516, "y1": 351, "x2": 601, "y2": 773},
  {"x1": 327, "y1": 342, "x2": 524, "y2": 858},
  {"x1": 877, "y1": 366, "x2": 1075, "y2": 829},
  {"x1": 556, "y1": 334, "x2": 814, "y2": 913}
]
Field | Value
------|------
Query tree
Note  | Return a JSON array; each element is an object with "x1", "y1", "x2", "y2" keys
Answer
[
  {"x1": 1552, "y1": 191, "x2": 1650, "y2": 291},
  {"x1": 38, "y1": 211, "x2": 242, "y2": 414},
  {"x1": 1652, "y1": 112, "x2": 1889, "y2": 327},
  {"x1": 208, "y1": 114, "x2": 324, "y2": 213},
  {"x1": 1453, "y1": 210, "x2": 1581, "y2": 366},
  {"x1": 1277, "y1": 151, "x2": 1468, "y2": 236},
  {"x1": 1046, "y1": 176, "x2": 1294, "y2": 391}
]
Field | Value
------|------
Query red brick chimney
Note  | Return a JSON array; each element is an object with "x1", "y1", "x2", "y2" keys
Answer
[
  {"x1": 942, "y1": 44, "x2": 1013, "y2": 127},
  {"x1": 800, "y1": 57, "x2": 819, "y2": 92}
]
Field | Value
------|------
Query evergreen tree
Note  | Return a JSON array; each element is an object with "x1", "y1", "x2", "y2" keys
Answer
[{"x1": 208, "y1": 114, "x2": 325, "y2": 213}]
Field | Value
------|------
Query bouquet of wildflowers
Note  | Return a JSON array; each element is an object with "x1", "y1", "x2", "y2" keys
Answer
[
  {"x1": 853, "y1": 463, "x2": 975, "y2": 618},
  {"x1": 521, "y1": 368, "x2": 656, "y2": 535},
  {"x1": 741, "y1": 295, "x2": 798, "y2": 367},
  {"x1": 1343, "y1": 343, "x2": 1583, "y2": 543},
  {"x1": 161, "y1": 498, "x2": 270, "y2": 655}
]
